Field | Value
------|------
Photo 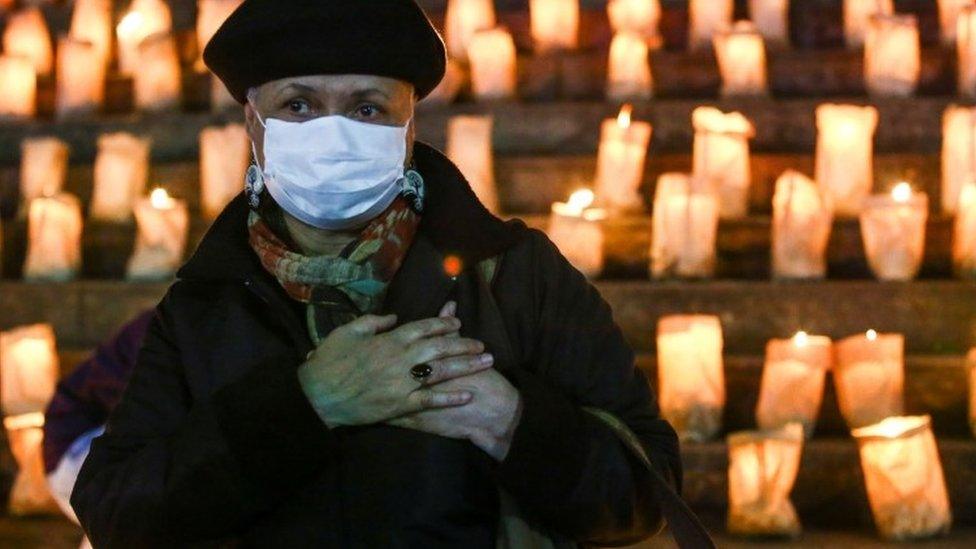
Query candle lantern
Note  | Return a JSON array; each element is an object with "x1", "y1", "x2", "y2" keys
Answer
[
  {"x1": 860, "y1": 183, "x2": 929, "y2": 281},
  {"x1": 958, "y1": 7, "x2": 976, "y2": 97},
  {"x1": 91, "y1": 133, "x2": 152, "y2": 222},
  {"x1": 547, "y1": 190, "x2": 606, "y2": 278},
  {"x1": 650, "y1": 173, "x2": 720, "y2": 279},
  {"x1": 421, "y1": 59, "x2": 465, "y2": 106},
  {"x1": 196, "y1": 0, "x2": 243, "y2": 71},
  {"x1": 23, "y1": 194, "x2": 83, "y2": 282},
  {"x1": 714, "y1": 21, "x2": 768, "y2": 97},
  {"x1": 127, "y1": 188, "x2": 189, "y2": 280},
  {"x1": 530, "y1": 0, "x2": 579, "y2": 52},
  {"x1": 656, "y1": 314, "x2": 725, "y2": 442},
  {"x1": 688, "y1": 0, "x2": 733, "y2": 51},
  {"x1": 815, "y1": 104, "x2": 879, "y2": 217},
  {"x1": 133, "y1": 32, "x2": 181, "y2": 112},
  {"x1": 968, "y1": 348, "x2": 976, "y2": 437},
  {"x1": 0, "y1": 55, "x2": 36, "y2": 119},
  {"x1": 940, "y1": 0, "x2": 974, "y2": 44},
  {"x1": 606, "y1": 32, "x2": 653, "y2": 101},
  {"x1": 0, "y1": 323, "x2": 58, "y2": 416},
  {"x1": 447, "y1": 115, "x2": 498, "y2": 214},
  {"x1": 852, "y1": 416, "x2": 952, "y2": 541},
  {"x1": 467, "y1": 28, "x2": 517, "y2": 101},
  {"x1": 834, "y1": 330, "x2": 905, "y2": 429},
  {"x1": 954, "y1": 180, "x2": 976, "y2": 278},
  {"x1": 594, "y1": 105, "x2": 652, "y2": 212},
  {"x1": 55, "y1": 37, "x2": 105, "y2": 118},
  {"x1": 865, "y1": 14, "x2": 920, "y2": 98},
  {"x1": 2, "y1": 7, "x2": 53, "y2": 76},
  {"x1": 692, "y1": 107, "x2": 755, "y2": 219},
  {"x1": 445, "y1": 0, "x2": 496, "y2": 62},
  {"x1": 749, "y1": 0, "x2": 790, "y2": 46},
  {"x1": 4, "y1": 413, "x2": 59, "y2": 516},
  {"x1": 607, "y1": 0, "x2": 662, "y2": 46},
  {"x1": 941, "y1": 105, "x2": 976, "y2": 214},
  {"x1": 844, "y1": 0, "x2": 894, "y2": 48},
  {"x1": 757, "y1": 332, "x2": 832, "y2": 437},
  {"x1": 20, "y1": 137, "x2": 70, "y2": 211},
  {"x1": 727, "y1": 423, "x2": 804, "y2": 538},
  {"x1": 772, "y1": 170, "x2": 833, "y2": 279},
  {"x1": 200, "y1": 124, "x2": 249, "y2": 219},
  {"x1": 69, "y1": 0, "x2": 112, "y2": 68},
  {"x1": 116, "y1": 0, "x2": 172, "y2": 76}
]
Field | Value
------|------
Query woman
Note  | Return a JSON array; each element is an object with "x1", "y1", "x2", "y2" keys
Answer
[{"x1": 71, "y1": 1, "x2": 686, "y2": 547}]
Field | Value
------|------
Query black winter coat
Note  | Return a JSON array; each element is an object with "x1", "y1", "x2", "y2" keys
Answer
[{"x1": 71, "y1": 143, "x2": 681, "y2": 548}]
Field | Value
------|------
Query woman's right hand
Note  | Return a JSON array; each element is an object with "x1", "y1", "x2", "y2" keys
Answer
[{"x1": 296, "y1": 308, "x2": 492, "y2": 428}]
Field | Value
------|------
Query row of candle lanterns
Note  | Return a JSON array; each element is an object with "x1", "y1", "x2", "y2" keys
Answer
[
  {"x1": 658, "y1": 315, "x2": 963, "y2": 540},
  {"x1": 6, "y1": 0, "x2": 976, "y2": 118},
  {"x1": 0, "y1": 0, "x2": 241, "y2": 119},
  {"x1": 1, "y1": 318, "x2": 972, "y2": 535}
]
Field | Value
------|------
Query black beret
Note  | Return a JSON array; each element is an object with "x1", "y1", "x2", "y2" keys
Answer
[{"x1": 203, "y1": 0, "x2": 447, "y2": 103}]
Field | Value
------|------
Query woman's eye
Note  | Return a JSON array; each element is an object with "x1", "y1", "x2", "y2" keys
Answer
[
  {"x1": 287, "y1": 99, "x2": 311, "y2": 114},
  {"x1": 356, "y1": 104, "x2": 381, "y2": 118}
]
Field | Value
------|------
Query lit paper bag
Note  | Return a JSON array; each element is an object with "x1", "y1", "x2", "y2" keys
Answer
[
  {"x1": 200, "y1": 124, "x2": 249, "y2": 219},
  {"x1": 19, "y1": 137, "x2": 70, "y2": 212},
  {"x1": 650, "y1": 173, "x2": 719, "y2": 279},
  {"x1": 692, "y1": 107, "x2": 755, "y2": 219},
  {"x1": 771, "y1": 170, "x2": 833, "y2": 280},
  {"x1": 815, "y1": 104, "x2": 879, "y2": 217},
  {"x1": 953, "y1": 180, "x2": 976, "y2": 279},
  {"x1": 90, "y1": 133, "x2": 152, "y2": 222},
  {"x1": 864, "y1": 14, "x2": 920, "y2": 98},
  {"x1": 714, "y1": 21, "x2": 768, "y2": 97},
  {"x1": 853, "y1": 416, "x2": 952, "y2": 541},
  {"x1": 447, "y1": 115, "x2": 498, "y2": 214},
  {"x1": 727, "y1": 423, "x2": 804, "y2": 538},
  {"x1": 757, "y1": 333, "x2": 832, "y2": 438},
  {"x1": 126, "y1": 190, "x2": 189, "y2": 281},
  {"x1": 23, "y1": 194, "x2": 83, "y2": 282},
  {"x1": 656, "y1": 315, "x2": 725, "y2": 441},
  {"x1": 5, "y1": 413, "x2": 60, "y2": 516},
  {"x1": 0, "y1": 323, "x2": 58, "y2": 416},
  {"x1": 834, "y1": 331, "x2": 904, "y2": 429},
  {"x1": 968, "y1": 348, "x2": 976, "y2": 437}
]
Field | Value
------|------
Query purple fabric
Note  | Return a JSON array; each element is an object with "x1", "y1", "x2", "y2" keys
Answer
[{"x1": 42, "y1": 310, "x2": 154, "y2": 474}]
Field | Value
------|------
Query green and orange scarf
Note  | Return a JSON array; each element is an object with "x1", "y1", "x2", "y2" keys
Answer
[{"x1": 248, "y1": 192, "x2": 421, "y2": 342}]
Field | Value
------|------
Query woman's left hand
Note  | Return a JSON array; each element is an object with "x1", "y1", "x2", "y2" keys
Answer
[{"x1": 385, "y1": 367, "x2": 522, "y2": 461}]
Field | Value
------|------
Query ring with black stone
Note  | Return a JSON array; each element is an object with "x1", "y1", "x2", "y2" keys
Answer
[{"x1": 410, "y1": 363, "x2": 433, "y2": 381}]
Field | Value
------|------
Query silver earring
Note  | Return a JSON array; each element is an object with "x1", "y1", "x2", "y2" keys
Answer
[{"x1": 245, "y1": 164, "x2": 265, "y2": 209}]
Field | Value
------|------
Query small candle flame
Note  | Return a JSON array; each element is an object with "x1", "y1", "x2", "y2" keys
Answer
[
  {"x1": 616, "y1": 104, "x2": 633, "y2": 130},
  {"x1": 793, "y1": 331, "x2": 809, "y2": 347},
  {"x1": 149, "y1": 188, "x2": 174, "y2": 209},
  {"x1": 891, "y1": 182, "x2": 913, "y2": 203},
  {"x1": 866, "y1": 329, "x2": 879, "y2": 341},
  {"x1": 566, "y1": 189, "x2": 595, "y2": 214},
  {"x1": 117, "y1": 12, "x2": 144, "y2": 38}
]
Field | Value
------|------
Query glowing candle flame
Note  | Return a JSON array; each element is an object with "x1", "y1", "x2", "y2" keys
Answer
[
  {"x1": 117, "y1": 12, "x2": 144, "y2": 38},
  {"x1": 793, "y1": 330, "x2": 809, "y2": 347},
  {"x1": 891, "y1": 182, "x2": 913, "y2": 203},
  {"x1": 617, "y1": 104, "x2": 633, "y2": 129},
  {"x1": 566, "y1": 188, "x2": 595, "y2": 215},
  {"x1": 866, "y1": 329, "x2": 879, "y2": 341},
  {"x1": 149, "y1": 187, "x2": 174, "y2": 209}
]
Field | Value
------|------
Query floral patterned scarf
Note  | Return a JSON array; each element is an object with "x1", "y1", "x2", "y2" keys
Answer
[{"x1": 247, "y1": 178, "x2": 423, "y2": 343}]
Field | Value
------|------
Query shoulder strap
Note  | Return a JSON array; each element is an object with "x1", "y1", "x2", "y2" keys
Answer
[{"x1": 582, "y1": 408, "x2": 716, "y2": 549}]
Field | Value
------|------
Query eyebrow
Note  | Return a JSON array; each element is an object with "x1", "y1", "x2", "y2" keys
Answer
[
  {"x1": 273, "y1": 83, "x2": 318, "y2": 100},
  {"x1": 350, "y1": 88, "x2": 392, "y2": 101}
]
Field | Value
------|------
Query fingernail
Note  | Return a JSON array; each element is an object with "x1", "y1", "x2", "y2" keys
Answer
[{"x1": 479, "y1": 353, "x2": 494, "y2": 365}]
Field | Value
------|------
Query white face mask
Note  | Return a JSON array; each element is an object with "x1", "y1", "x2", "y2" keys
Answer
[{"x1": 250, "y1": 105, "x2": 411, "y2": 231}]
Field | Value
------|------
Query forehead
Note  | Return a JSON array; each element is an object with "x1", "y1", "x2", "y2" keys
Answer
[{"x1": 257, "y1": 74, "x2": 413, "y2": 100}]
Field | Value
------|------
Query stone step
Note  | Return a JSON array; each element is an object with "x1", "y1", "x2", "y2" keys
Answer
[
  {"x1": 51, "y1": 349, "x2": 971, "y2": 438},
  {"x1": 0, "y1": 213, "x2": 959, "y2": 281},
  {"x1": 0, "y1": 152, "x2": 949, "y2": 219},
  {"x1": 2, "y1": 281, "x2": 973, "y2": 353},
  {"x1": 0, "y1": 97, "x2": 957, "y2": 164},
  {"x1": 6, "y1": 517, "x2": 976, "y2": 549}
]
